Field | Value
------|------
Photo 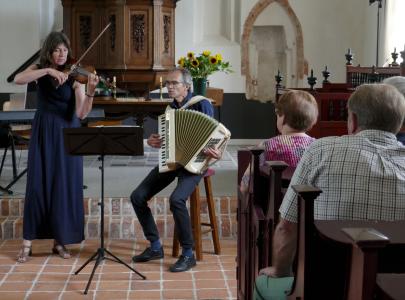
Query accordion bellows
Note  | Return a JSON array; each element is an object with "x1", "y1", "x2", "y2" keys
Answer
[{"x1": 158, "y1": 109, "x2": 231, "y2": 174}]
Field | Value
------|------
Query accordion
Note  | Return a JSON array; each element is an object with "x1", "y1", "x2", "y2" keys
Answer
[{"x1": 158, "y1": 109, "x2": 231, "y2": 174}]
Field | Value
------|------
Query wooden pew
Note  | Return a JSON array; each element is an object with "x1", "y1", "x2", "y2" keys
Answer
[
  {"x1": 376, "y1": 274, "x2": 405, "y2": 300},
  {"x1": 287, "y1": 185, "x2": 405, "y2": 300},
  {"x1": 237, "y1": 149, "x2": 289, "y2": 300}
]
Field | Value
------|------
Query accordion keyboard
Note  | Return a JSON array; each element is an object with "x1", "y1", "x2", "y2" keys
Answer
[{"x1": 158, "y1": 113, "x2": 169, "y2": 172}]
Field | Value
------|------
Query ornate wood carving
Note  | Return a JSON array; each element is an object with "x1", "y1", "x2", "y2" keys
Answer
[
  {"x1": 62, "y1": 0, "x2": 179, "y2": 96},
  {"x1": 79, "y1": 15, "x2": 92, "y2": 49},
  {"x1": 131, "y1": 14, "x2": 145, "y2": 53},
  {"x1": 109, "y1": 14, "x2": 116, "y2": 51},
  {"x1": 163, "y1": 15, "x2": 171, "y2": 53}
]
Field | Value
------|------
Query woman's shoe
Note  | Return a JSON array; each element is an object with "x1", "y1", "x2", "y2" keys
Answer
[
  {"x1": 52, "y1": 244, "x2": 71, "y2": 259},
  {"x1": 16, "y1": 244, "x2": 32, "y2": 263}
]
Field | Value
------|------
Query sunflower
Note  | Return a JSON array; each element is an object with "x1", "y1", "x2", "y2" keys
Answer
[
  {"x1": 176, "y1": 50, "x2": 232, "y2": 78},
  {"x1": 191, "y1": 59, "x2": 200, "y2": 67},
  {"x1": 187, "y1": 52, "x2": 194, "y2": 59},
  {"x1": 177, "y1": 57, "x2": 185, "y2": 67}
]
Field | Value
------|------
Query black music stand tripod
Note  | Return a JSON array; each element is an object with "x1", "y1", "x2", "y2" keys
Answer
[{"x1": 63, "y1": 126, "x2": 146, "y2": 294}]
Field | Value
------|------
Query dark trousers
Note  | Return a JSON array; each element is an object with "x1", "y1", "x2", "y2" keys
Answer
[{"x1": 130, "y1": 166, "x2": 203, "y2": 249}]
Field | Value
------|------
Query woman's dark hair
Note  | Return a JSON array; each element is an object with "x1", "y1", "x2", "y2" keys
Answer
[{"x1": 39, "y1": 32, "x2": 73, "y2": 68}]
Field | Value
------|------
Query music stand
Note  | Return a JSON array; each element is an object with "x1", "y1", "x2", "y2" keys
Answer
[{"x1": 64, "y1": 126, "x2": 146, "y2": 294}]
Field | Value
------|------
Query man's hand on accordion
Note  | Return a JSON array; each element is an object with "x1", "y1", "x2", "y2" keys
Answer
[
  {"x1": 147, "y1": 133, "x2": 162, "y2": 148},
  {"x1": 203, "y1": 147, "x2": 222, "y2": 160}
]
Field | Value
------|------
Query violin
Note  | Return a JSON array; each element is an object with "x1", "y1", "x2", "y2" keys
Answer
[
  {"x1": 52, "y1": 23, "x2": 112, "y2": 90},
  {"x1": 64, "y1": 62, "x2": 112, "y2": 88},
  {"x1": 52, "y1": 61, "x2": 112, "y2": 89}
]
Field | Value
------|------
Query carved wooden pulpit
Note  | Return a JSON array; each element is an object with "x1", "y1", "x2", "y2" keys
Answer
[{"x1": 61, "y1": 0, "x2": 180, "y2": 96}]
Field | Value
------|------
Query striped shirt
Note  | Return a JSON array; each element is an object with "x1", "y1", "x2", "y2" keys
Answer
[
  {"x1": 260, "y1": 135, "x2": 315, "y2": 172},
  {"x1": 241, "y1": 135, "x2": 315, "y2": 188},
  {"x1": 279, "y1": 130, "x2": 405, "y2": 223}
]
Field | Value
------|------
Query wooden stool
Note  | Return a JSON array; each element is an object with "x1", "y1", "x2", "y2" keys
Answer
[{"x1": 172, "y1": 168, "x2": 221, "y2": 261}]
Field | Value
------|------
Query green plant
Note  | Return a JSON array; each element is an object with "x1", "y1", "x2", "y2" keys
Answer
[{"x1": 177, "y1": 50, "x2": 233, "y2": 78}]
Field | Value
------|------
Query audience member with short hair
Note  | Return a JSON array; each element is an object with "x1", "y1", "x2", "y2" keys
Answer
[
  {"x1": 254, "y1": 83, "x2": 405, "y2": 299},
  {"x1": 240, "y1": 90, "x2": 318, "y2": 193},
  {"x1": 383, "y1": 76, "x2": 405, "y2": 144}
]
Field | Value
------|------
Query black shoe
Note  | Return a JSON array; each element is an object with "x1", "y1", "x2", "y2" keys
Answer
[
  {"x1": 132, "y1": 247, "x2": 164, "y2": 262},
  {"x1": 169, "y1": 255, "x2": 196, "y2": 272}
]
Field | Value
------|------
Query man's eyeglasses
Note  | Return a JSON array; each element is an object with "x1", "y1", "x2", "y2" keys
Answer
[{"x1": 165, "y1": 80, "x2": 183, "y2": 87}]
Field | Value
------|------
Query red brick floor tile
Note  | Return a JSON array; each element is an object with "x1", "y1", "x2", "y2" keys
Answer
[
  {"x1": 195, "y1": 279, "x2": 227, "y2": 289},
  {"x1": 93, "y1": 291, "x2": 128, "y2": 299},
  {"x1": 197, "y1": 288, "x2": 230, "y2": 299},
  {"x1": 60, "y1": 291, "x2": 95, "y2": 299},
  {"x1": 32, "y1": 281, "x2": 66, "y2": 291},
  {"x1": 162, "y1": 271, "x2": 193, "y2": 281},
  {"x1": 163, "y1": 288, "x2": 194, "y2": 299},
  {"x1": 13, "y1": 264, "x2": 43, "y2": 273},
  {"x1": 163, "y1": 279, "x2": 193, "y2": 290},
  {"x1": 0, "y1": 282, "x2": 32, "y2": 291},
  {"x1": 130, "y1": 280, "x2": 160, "y2": 290},
  {"x1": 0, "y1": 238, "x2": 237, "y2": 299},
  {"x1": 128, "y1": 290, "x2": 161, "y2": 299},
  {"x1": 140, "y1": 272, "x2": 161, "y2": 281},
  {"x1": 98, "y1": 280, "x2": 131, "y2": 290},
  {"x1": 0, "y1": 291, "x2": 26, "y2": 300},
  {"x1": 98, "y1": 272, "x2": 131, "y2": 281},
  {"x1": 42, "y1": 265, "x2": 73, "y2": 273},
  {"x1": 5, "y1": 272, "x2": 38, "y2": 281},
  {"x1": 194, "y1": 270, "x2": 224, "y2": 280}
]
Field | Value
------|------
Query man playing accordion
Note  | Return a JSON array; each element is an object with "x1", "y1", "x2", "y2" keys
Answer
[{"x1": 130, "y1": 68, "x2": 221, "y2": 272}]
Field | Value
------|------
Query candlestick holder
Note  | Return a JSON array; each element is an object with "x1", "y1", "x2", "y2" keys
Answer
[
  {"x1": 112, "y1": 76, "x2": 117, "y2": 99},
  {"x1": 159, "y1": 80, "x2": 163, "y2": 100},
  {"x1": 391, "y1": 48, "x2": 399, "y2": 67},
  {"x1": 345, "y1": 48, "x2": 354, "y2": 65}
]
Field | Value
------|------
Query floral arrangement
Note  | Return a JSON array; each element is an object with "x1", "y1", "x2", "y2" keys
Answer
[{"x1": 177, "y1": 50, "x2": 232, "y2": 79}]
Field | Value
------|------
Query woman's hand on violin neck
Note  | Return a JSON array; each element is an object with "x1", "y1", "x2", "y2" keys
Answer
[
  {"x1": 86, "y1": 73, "x2": 99, "y2": 95},
  {"x1": 47, "y1": 68, "x2": 69, "y2": 85}
]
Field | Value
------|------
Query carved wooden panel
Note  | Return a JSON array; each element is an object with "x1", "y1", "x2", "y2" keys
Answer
[
  {"x1": 101, "y1": 6, "x2": 125, "y2": 69},
  {"x1": 161, "y1": 7, "x2": 175, "y2": 67},
  {"x1": 132, "y1": 14, "x2": 145, "y2": 53},
  {"x1": 109, "y1": 14, "x2": 116, "y2": 51},
  {"x1": 62, "y1": 0, "x2": 179, "y2": 96},
  {"x1": 125, "y1": 6, "x2": 152, "y2": 68},
  {"x1": 163, "y1": 14, "x2": 170, "y2": 53},
  {"x1": 73, "y1": 11, "x2": 98, "y2": 66}
]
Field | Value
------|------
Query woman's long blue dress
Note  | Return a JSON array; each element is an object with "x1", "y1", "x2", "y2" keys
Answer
[{"x1": 23, "y1": 74, "x2": 84, "y2": 245}]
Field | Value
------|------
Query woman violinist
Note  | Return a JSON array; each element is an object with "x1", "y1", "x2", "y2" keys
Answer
[{"x1": 14, "y1": 31, "x2": 99, "y2": 263}]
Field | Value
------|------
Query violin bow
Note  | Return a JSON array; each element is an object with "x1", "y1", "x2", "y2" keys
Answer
[{"x1": 70, "y1": 22, "x2": 111, "y2": 72}]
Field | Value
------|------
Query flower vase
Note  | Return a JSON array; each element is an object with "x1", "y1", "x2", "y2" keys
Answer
[{"x1": 192, "y1": 77, "x2": 207, "y2": 96}]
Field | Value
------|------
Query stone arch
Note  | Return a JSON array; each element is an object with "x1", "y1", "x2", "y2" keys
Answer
[{"x1": 241, "y1": 0, "x2": 305, "y2": 100}]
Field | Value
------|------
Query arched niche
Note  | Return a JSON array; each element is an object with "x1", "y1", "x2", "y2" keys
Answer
[{"x1": 241, "y1": 0, "x2": 305, "y2": 102}]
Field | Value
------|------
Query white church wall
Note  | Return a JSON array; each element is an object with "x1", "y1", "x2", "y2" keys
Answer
[{"x1": 1, "y1": 0, "x2": 378, "y2": 94}]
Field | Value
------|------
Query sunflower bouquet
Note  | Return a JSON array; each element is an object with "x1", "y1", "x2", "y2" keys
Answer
[{"x1": 177, "y1": 50, "x2": 233, "y2": 79}]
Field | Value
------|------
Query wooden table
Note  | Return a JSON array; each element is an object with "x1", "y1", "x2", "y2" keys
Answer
[
  {"x1": 93, "y1": 97, "x2": 172, "y2": 126},
  {"x1": 93, "y1": 90, "x2": 223, "y2": 125}
]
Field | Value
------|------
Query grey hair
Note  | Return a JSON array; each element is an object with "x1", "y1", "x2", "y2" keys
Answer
[
  {"x1": 348, "y1": 83, "x2": 405, "y2": 134},
  {"x1": 383, "y1": 76, "x2": 405, "y2": 96},
  {"x1": 171, "y1": 67, "x2": 193, "y2": 92}
]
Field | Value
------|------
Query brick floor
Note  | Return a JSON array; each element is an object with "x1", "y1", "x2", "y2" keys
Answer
[{"x1": 0, "y1": 238, "x2": 236, "y2": 300}]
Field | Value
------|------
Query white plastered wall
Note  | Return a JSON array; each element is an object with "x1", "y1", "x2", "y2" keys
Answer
[{"x1": 0, "y1": 0, "x2": 379, "y2": 94}]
